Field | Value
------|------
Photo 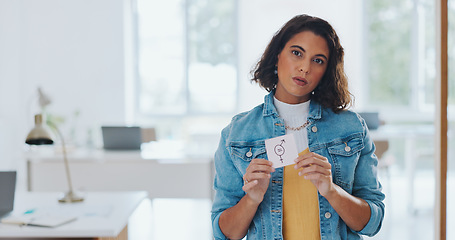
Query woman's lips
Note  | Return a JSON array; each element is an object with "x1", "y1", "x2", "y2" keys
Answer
[{"x1": 293, "y1": 77, "x2": 308, "y2": 86}]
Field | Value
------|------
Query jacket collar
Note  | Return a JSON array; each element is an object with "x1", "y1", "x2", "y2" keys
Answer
[
  {"x1": 262, "y1": 90, "x2": 322, "y2": 120},
  {"x1": 262, "y1": 91, "x2": 278, "y2": 117}
]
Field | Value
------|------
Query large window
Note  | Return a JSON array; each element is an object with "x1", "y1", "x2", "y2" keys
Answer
[
  {"x1": 365, "y1": 1, "x2": 455, "y2": 239},
  {"x1": 136, "y1": 0, "x2": 237, "y2": 117},
  {"x1": 134, "y1": 0, "x2": 238, "y2": 140},
  {"x1": 365, "y1": 0, "x2": 454, "y2": 117}
]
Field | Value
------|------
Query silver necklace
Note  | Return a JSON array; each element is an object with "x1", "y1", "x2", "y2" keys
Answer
[{"x1": 285, "y1": 120, "x2": 310, "y2": 131}]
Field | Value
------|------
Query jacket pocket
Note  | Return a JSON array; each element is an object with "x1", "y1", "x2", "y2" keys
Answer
[
  {"x1": 327, "y1": 133, "x2": 364, "y2": 192},
  {"x1": 229, "y1": 140, "x2": 267, "y2": 175}
]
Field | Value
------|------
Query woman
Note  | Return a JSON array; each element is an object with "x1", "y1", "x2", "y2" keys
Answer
[{"x1": 211, "y1": 14, "x2": 385, "y2": 240}]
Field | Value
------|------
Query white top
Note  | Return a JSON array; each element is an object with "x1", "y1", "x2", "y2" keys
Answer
[{"x1": 274, "y1": 97, "x2": 310, "y2": 153}]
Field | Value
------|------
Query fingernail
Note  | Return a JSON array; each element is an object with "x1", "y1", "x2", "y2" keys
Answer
[
  {"x1": 298, "y1": 172, "x2": 302, "y2": 176},
  {"x1": 294, "y1": 165, "x2": 298, "y2": 169}
]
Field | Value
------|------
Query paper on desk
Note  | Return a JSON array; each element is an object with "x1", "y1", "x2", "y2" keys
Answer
[
  {"x1": 1, "y1": 215, "x2": 77, "y2": 228},
  {"x1": 265, "y1": 134, "x2": 298, "y2": 168},
  {"x1": 0, "y1": 204, "x2": 112, "y2": 228}
]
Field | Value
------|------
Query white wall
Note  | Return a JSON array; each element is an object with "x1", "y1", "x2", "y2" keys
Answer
[{"x1": 0, "y1": 0, "x2": 129, "y2": 169}]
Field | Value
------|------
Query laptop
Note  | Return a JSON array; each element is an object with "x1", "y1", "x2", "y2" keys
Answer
[
  {"x1": 101, "y1": 126, "x2": 142, "y2": 150},
  {"x1": 358, "y1": 112, "x2": 380, "y2": 130},
  {"x1": 0, "y1": 171, "x2": 16, "y2": 218}
]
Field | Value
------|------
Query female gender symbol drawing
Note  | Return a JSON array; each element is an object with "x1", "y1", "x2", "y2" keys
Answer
[{"x1": 274, "y1": 139, "x2": 286, "y2": 163}]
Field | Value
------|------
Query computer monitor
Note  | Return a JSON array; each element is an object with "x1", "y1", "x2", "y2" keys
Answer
[
  {"x1": 101, "y1": 126, "x2": 142, "y2": 150},
  {"x1": 0, "y1": 171, "x2": 16, "y2": 218},
  {"x1": 358, "y1": 112, "x2": 380, "y2": 130}
]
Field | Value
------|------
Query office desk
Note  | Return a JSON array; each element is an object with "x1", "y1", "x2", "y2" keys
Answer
[
  {"x1": 25, "y1": 142, "x2": 214, "y2": 199},
  {"x1": 370, "y1": 124, "x2": 434, "y2": 212},
  {"x1": 0, "y1": 191, "x2": 147, "y2": 239}
]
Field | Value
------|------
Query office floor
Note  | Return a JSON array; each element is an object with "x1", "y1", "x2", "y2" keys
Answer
[
  {"x1": 128, "y1": 198, "x2": 212, "y2": 240},
  {"x1": 366, "y1": 170, "x2": 454, "y2": 240},
  {"x1": 127, "y1": 170, "x2": 454, "y2": 240}
]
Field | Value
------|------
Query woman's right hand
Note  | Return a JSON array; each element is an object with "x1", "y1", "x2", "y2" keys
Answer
[
  {"x1": 218, "y1": 159, "x2": 275, "y2": 239},
  {"x1": 242, "y1": 159, "x2": 275, "y2": 204}
]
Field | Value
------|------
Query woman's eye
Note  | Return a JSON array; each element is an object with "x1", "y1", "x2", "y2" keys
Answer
[
  {"x1": 313, "y1": 58, "x2": 324, "y2": 64},
  {"x1": 292, "y1": 50, "x2": 301, "y2": 57}
]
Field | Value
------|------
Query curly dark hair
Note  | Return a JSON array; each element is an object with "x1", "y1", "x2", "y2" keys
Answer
[{"x1": 251, "y1": 14, "x2": 352, "y2": 113}]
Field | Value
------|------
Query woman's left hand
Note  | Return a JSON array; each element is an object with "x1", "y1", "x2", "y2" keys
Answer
[{"x1": 294, "y1": 152, "x2": 334, "y2": 196}]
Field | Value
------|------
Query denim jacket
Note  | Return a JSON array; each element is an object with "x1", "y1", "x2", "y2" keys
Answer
[{"x1": 211, "y1": 91, "x2": 385, "y2": 240}]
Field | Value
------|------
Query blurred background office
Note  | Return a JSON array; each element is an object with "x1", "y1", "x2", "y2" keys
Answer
[{"x1": 0, "y1": 0, "x2": 453, "y2": 239}]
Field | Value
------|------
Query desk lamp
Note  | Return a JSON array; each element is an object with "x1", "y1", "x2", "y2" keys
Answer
[{"x1": 26, "y1": 114, "x2": 84, "y2": 203}]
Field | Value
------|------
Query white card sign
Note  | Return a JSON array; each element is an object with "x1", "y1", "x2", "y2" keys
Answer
[{"x1": 264, "y1": 134, "x2": 298, "y2": 168}]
